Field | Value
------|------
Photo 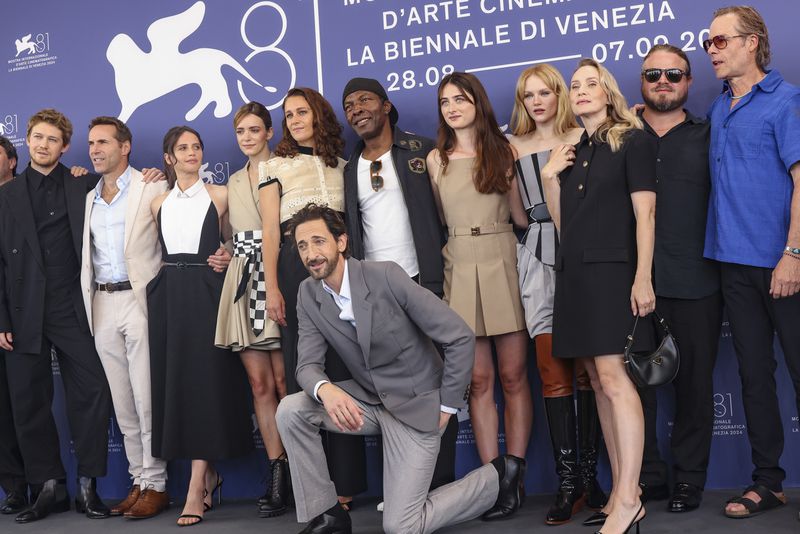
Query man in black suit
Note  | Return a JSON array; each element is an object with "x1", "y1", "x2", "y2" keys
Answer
[
  {"x1": 0, "y1": 109, "x2": 113, "y2": 523},
  {"x1": 0, "y1": 135, "x2": 30, "y2": 516},
  {"x1": 341, "y1": 78, "x2": 457, "y2": 492}
]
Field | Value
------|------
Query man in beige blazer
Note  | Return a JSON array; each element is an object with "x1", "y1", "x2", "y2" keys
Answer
[{"x1": 79, "y1": 116, "x2": 170, "y2": 519}]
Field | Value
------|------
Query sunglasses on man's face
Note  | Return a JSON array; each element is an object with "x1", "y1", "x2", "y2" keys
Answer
[
  {"x1": 642, "y1": 68, "x2": 689, "y2": 84},
  {"x1": 702, "y1": 34, "x2": 747, "y2": 52},
  {"x1": 370, "y1": 160, "x2": 384, "y2": 192}
]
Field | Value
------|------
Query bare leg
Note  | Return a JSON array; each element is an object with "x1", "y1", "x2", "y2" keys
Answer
[
  {"x1": 495, "y1": 330, "x2": 533, "y2": 458},
  {"x1": 584, "y1": 359, "x2": 619, "y2": 515},
  {"x1": 177, "y1": 460, "x2": 208, "y2": 526},
  {"x1": 240, "y1": 349, "x2": 285, "y2": 459},
  {"x1": 592, "y1": 355, "x2": 645, "y2": 534},
  {"x1": 470, "y1": 336, "x2": 499, "y2": 463}
]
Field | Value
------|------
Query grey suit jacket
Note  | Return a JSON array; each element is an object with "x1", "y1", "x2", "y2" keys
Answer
[{"x1": 296, "y1": 258, "x2": 474, "y2": 433}]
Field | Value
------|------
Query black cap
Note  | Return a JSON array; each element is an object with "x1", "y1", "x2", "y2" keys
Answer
[{"x1": 342, "y1": 77, "x2": 399, "y2": 125}]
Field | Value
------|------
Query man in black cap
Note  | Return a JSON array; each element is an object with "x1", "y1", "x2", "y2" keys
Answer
[{"x1": 341, "y1": 78, "x2": 457, "y2": 493}]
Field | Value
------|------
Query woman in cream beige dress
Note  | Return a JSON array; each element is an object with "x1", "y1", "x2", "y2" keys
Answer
[
  {"x1": 214, "y1": 101, "x2": 288, "y2": 517},
  {"x1": 427, "y1": 72, "x2": 530, "y2": 521}
]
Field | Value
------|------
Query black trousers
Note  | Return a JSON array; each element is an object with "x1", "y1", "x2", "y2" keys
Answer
[
  {"x1": 639, "y1": 292, "x2": 722, "y2": 489},
  {"x1": 5, "y1": 287, "x2": 111, "y2": 485},
  {"x1": 720, "y1": 262, "x2": 800, "y2": 492},
  {"x1": 0, "y1": 350, "x2": 26, "y2": 491}
]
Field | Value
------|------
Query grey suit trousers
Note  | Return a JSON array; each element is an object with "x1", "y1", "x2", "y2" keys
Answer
[{"x1": 276, "y1": 392, "x2": 498, "y2": 534}]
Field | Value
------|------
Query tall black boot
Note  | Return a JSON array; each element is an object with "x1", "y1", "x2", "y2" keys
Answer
[
  {"x1": 544, "y1": 395, "x2": 585, "y2": 525},
  {"x1": 577, "y1": 389, "x2": 608, "y2": 510},
  {"x1": 258, "y1": 456, "x2": 289, "y2": 517}
]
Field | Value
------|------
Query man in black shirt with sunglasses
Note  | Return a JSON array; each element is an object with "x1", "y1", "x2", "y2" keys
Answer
[
  {"x1": 340, "y1": 78, "x2": 458, "y2": 495},
  {"x1": 635, "y1": 44, "x2": 722, "y2": 515}
]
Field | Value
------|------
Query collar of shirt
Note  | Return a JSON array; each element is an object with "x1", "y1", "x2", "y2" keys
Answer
[
  {"x1": 321, "y1": 259, "x2": 356, "y2": 326},
  {"x1": 722, "y1": 68, "x2": 782, "y2": 97},
  {"x1": 639, "y1": 108, "x2": 705, "y2": 137},
  {"x1": 93, "y1": 165, "x2": 131, "y2": 204},
  {"x1": 174, "y1": 177, "x2": 205, "y2": 199},
  {"x1": 27, "y1": 163, "x2": 61, "y2": 191}
]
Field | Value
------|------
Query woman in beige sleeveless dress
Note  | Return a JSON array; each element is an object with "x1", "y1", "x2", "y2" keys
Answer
[
  {"x1": 214, "y1": 102, "x2": 288, "y2": 517},
  {"x1": 427, "y1": 72, "x2": 530, "y2": 521}
]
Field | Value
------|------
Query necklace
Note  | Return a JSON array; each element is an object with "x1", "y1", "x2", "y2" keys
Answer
[{"x1": 729, "y1": 89, "x2": 751, "y2": 100}]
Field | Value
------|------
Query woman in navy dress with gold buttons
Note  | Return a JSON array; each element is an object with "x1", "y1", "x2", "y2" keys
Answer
[{"x1": 541, "y1": 59, "x2": 657, "y2": 534}]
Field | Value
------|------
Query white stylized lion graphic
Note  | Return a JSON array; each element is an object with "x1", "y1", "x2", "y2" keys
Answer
[
  {"x1": 15, "y1": 34, "x2": 36, "y2": 57},
  {"x1": 107, "y1": 1, "x2": 276, "y2": 122}
]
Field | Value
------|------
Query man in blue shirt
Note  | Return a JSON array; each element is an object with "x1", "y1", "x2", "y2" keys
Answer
[{"x1": 704, "y1": 5, "x2": 800, "y2": 520}]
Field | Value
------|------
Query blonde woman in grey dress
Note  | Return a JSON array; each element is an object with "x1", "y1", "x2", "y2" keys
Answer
[{"x1": 214, "y1": 102, "x2": 288, "y2": 517}]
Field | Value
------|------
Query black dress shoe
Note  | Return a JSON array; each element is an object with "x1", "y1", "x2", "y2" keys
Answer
[
  {"x1": 74, "y1": 477, "x2": 111, "y2": 519},
  {"x1": 669, "y1": 482, "x2": 702, "y2": 512},
  {"x1": 482, "y1": 454, "x2": 526, "y2": 521},
  {"x1": 639, "y1": 481, "x2": 669, "y2": 503},
  {"x1": 298, "y1": 504, "x2": 352, "y2": 534},
  {"x1": 582, "y1": 510, "x2": 607, "y2": 526},
  {"x1": 0, "y1": 479, "x2": 29, "y2": 515},
  {"x1": 15, "y1": 479, "x2": 70, "y2": 523}
]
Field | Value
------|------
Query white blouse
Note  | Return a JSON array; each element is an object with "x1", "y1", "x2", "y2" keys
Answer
[{"x1": 160, "y1": 178, "x2": 211, "y2": 254}]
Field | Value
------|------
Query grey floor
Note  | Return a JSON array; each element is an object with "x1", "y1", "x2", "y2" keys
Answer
[{"x1": 4, "y1": 489, "x2": 798, "y2": 533}]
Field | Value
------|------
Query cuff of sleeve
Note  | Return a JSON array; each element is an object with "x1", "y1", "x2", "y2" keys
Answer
[
  {"x1": 313, "y1": 380, "x2": 329, "y2": 403},
  {"x1": 439, "y1": 405, "x2": 457, "y2": 414}
]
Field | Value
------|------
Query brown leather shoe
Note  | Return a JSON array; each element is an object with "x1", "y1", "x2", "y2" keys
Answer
[
  {"x1": 124, "y1": 489, "x2": 169, "y2": 520},
  {"x1": 110, "y1": 485, "x2": 140, "y2": 516}
]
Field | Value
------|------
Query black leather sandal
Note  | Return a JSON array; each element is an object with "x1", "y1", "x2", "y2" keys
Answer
[{"x1": 724, "y1": 484, "x2": 786, "y2": 519}]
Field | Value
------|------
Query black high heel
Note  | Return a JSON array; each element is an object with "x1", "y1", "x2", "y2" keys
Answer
[
  {"x1": 595, "y1": 502, "x2": 644, "y2": 534},
  {"x1": 203, "y1": 473, "x2": 223, "y2": 512}
]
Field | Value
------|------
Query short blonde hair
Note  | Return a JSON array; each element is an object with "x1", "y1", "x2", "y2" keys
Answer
[
  {"x1": 510, "y1": 64, "x2": 578, "y2": 137},
  {"x1": 27, "y1": 108, "x2": 73, "y2": 146}
]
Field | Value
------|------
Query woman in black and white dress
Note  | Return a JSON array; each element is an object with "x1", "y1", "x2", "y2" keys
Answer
[{"x1": 148, "y1": 126, "x2": 252, "y2": 527}]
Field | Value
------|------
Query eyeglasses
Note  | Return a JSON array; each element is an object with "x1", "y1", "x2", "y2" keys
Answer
[
  {"x1": 702, "y1": 34, "x2": 747, "y2": 52},
  {"x1": 642, "y1": 68, "x2": 689, "y2": 84},
  {"x1": 369, "y1": 160, "x2": 384, "y2": 192}
]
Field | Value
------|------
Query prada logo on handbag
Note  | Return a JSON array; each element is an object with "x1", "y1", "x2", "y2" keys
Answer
[{"x1": 652, "y1": 355, "x2": 663, "y2": 365}]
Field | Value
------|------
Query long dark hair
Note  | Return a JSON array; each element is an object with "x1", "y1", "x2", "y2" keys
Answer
[
  {"x1": 274, "y1": 87, "x2": 344, "y2": 169},
  {"x1": 162, "y1": 125, "x2": 204, "y2": 189},
  {"x1": 435, "y1": 72, "x2": 514, "y2": 195}
]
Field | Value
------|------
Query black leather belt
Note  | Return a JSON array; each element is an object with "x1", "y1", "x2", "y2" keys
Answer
[
  {"x1": 164, "y1": 261, "x2": 207, "y2": 269},
  {"x1": 95, "y1": 281, "x2": 133, "y2": 292}
]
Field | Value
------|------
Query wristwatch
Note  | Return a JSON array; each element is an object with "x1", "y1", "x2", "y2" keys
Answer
[{"x1": 785, "y1": 246, "x2": 800, "y2": 255}]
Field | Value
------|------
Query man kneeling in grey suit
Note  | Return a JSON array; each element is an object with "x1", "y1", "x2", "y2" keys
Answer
[{"x1": 276, "y1": 203, "x2": 525, "y2": 534}]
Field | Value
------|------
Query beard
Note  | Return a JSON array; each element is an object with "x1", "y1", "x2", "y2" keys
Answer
[
  {"x1": 641, "y1": 86, "x2": 688, "y2": 113},
  {"x1": 306, "y1": 253, "x2": 338, "y2": 281}
]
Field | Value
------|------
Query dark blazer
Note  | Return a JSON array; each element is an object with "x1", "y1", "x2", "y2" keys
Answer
[
  {"x1": 0, "y1": 163, "x2": 99, "y2": 354},
  {"x1": 295, "y1": 258, "x2": 474, "y2": 432},
  {"x1": 343, "y1": 127, "x2": 446, "y2": 296}
]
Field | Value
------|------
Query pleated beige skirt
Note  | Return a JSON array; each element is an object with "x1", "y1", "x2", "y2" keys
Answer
[{"x1": 215, "y1": 255, "x2": 281, "y2": 351}]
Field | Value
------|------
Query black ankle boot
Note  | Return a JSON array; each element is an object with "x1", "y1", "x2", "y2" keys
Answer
[
  {"x1": 482, "y1": 454, "x2": 526, "y2": 521},
  {"x1": 259, "y1": 456, "x2": 289, "y2": 517},
  {"x1": 15, "y1": 479, "x2": 69, "y2": 523},
  {"x1": 544, "y1": 396, "x2": 585, "y2": 525},
  {"x1": 0, "y1": 477, "x2": 29, "y2": 514},
  {"x1": 578, "y1": 390, "x2": 608, "y2": 510},
  {"x1": 74, "y1": 476, "x2": 110, "y2": 519}
]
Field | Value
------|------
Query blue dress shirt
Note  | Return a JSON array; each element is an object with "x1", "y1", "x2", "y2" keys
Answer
[{"x1": 90, "y1": 166, "x2": 131, "y2": 283}]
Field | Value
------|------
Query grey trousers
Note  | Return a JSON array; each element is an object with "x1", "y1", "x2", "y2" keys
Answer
[{"x1": 276, "y1": 392, "x2": 499, "y2": 534}]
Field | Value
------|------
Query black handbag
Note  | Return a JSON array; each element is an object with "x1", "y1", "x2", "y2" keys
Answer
[{"x1": 623, "y1": 311, "x2": 680, "y2": 388}]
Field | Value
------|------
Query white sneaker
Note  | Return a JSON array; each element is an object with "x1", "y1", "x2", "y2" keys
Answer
[{"x1": 376, "y1": 501, "x2": 384, "y2": 513}]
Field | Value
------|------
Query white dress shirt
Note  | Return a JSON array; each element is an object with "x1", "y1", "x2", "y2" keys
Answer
[
  {"x1": 90, "y1": 166, "x2": 131, "y2": 283},
  {"x1": 313, "y1": 261, "x2": 456, "y2": 415}
]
